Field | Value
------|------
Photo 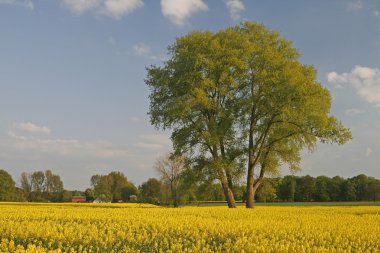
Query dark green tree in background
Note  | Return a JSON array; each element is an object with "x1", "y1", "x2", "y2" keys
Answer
[
  {"x1": 139, "y1": 178, "x2": 163, "y2": 205},
  {"x1": 90, "y1": 171, "x2": 137, "y2": 202},
  {"x1": 0, "y1": 169, "x2": 17, "y2": 201}
]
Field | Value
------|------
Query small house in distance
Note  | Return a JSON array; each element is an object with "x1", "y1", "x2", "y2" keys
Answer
[{"x1": 72, "y1": 196, "x2": 86, "y2": 203}]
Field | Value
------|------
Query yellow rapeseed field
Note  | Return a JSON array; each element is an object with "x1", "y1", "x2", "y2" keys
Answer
[{"x1": 0, "y1": 203, "x2": 379, "y2": 252}]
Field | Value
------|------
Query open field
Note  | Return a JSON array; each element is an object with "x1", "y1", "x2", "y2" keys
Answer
[{"x1": 0, "y1": 203, "x2": 379, "y2": 252}]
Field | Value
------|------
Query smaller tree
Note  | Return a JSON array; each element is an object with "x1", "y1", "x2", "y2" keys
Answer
[
  {"x1": 84, "y1": 188, "x2": 95, "y2": 202},
  {"x1": 0, "y1": 169, "x2": 17, "y2": 201},
  {"x1": 90, "y1": 174, "x2": 112, "y2": 202},
  {"x1": 139, "y1": 178, "x2": 163, "y2": 205},
  {"x1": 155, "y1": 153, "x2": 186, "y2": 207},
  {"x1": 90, "y1": 171, "x2": 136, "y2": 202},
  {"x1": 121, "y1": 183, "x2": 138, "y2": 202},
  {"x1": 20, "y1": 172, "x2": 32, "y2": 201}
]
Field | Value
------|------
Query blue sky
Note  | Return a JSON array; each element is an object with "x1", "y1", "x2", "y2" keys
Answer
[{"x1": 0, "y1": 0, "x2": 379, "y2": 190}]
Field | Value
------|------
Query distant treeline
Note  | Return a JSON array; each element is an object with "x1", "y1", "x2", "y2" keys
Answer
[
  {"x1": 254, "y1": 175, "x2": 380, "y2": 202},
  {"x1": 0, "y1": 168, "x2": 379, "y2": 204}
]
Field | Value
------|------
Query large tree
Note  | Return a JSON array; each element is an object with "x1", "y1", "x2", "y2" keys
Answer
[{"x1": 146, "y1": 21, "x2": 351, "y2": 208}]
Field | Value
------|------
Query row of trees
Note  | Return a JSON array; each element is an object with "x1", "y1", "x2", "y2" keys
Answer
[
  {"x1": 1, "y1": 167, "x2": 380, "y2": 204},
  {"x1": 259, "y1": 174, "x2": 380, "y2": 202},
  {"x1": 0, "y1": 169, "x2": 64, "y2": 202},
  {"x1": 137, "y1": 174, "x2": 380, "y2": 205}
]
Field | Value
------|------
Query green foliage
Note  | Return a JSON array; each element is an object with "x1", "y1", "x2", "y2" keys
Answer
[
  {"x1": 0, "y1": 169, "x2": 17, "y2": 201},
  {"x1": 256, "y1": 179, "x2": 277, "y2": 202},
  {"x1": 139, "y1": 178, "x2": 163, "y2": 205},
  {"x1": 90, "y1": 171, "x2": 137, "y2": 203},
  {"x1": 146, "y1": 21, "x2": 351, "y2": 207},
  {"x1": 20, "y1": 170, "x2": 64, "y2": 202}
]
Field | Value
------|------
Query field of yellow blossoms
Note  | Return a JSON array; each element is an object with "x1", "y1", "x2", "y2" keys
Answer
[{"x1": 0, "y1": 202, "x2": 379, "y2": 252}]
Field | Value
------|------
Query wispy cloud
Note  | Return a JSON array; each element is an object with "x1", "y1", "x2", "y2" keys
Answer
[
  {"x1": 133, "y1": 42, "x2": 166, "y2": 61},
  {"x1": 62, "y1": 0, "x2": 143, "y2": 19},
  {"x1": 103, "y1": 0, "x2": 143, "y2": 19},
  {"x1": 7, "y1": 130, "x2": 130, "y2": 159},
  {"x1": 327, "y1": 66, "x2": 380, "y2": 106},
  {"x1": 225, "y1": 0, "x2": 245, "y2": 20},
  {"x1": 13, "y1": 122, "x2": 51, "y2": 135},
  {"x1": 135, "y1": 134, "x2": 172, "y2": 150},
  {"x1": 0, "y1": 0, "x2": 33, "y2": 9},
  {"x1": 5, "y1": 124, "x2": 171, "y2": 159},
  {"x1": 366, "y1": 147, "x2": 373, "y2": 157},
  {"x1": 133, "y1": 43, "x2": 151, "y2": 56},
  {"x1": 61, "y1": 0, "x2": 99, "y2": 14},
  {"x1": 347, "y1": 0, "x2": 363, "y2": 11},
  {"x1": 345, "y1": 108, "x2": 365, "y2": 116},
  {"x1": 160, "y1": 0, "x2": 208, "y2": 27}
]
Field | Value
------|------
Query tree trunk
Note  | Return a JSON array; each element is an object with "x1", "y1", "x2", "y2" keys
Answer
[
  {"x1": 219, "y1": 169, "x2": 236, "y2": 208},
  {"x1": 246, "y1": 169, "x2": 255, "y2": 208},
  {"x1": 246, "y1": 179, "x2": 263, "y2": 208},
  {"x1": 246, "y1": 161, "x2": 263, "y2": 208},
  {"x1": 222, "y1": 180, "x2": 236, "y2": 208},
  {"x1": 170, "y1": 181, "x2": 178, "y2": 207}
]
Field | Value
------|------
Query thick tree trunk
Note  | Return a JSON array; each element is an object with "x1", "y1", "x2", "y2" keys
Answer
[
  {"x1": 218, "y1": 173, "x2": 236, "y2": 208},
  {"x1": 222, "y1": 180, "x2": 236, "y2": 208},
  {"x1": 246, "y1": 168, "x2": 255, "y2": 208},
  {"x1": 246, "y1": 158, "x2": 263, "y2": 208},
  {"x1": 246, "y1": 179, "x2": 262, "y2": 208}
]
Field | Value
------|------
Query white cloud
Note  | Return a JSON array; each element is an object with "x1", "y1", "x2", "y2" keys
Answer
[
  {"x1": 6, "y1": 126, "x2": 171, "y2": 159},
  {"x1": 160, "y1": 0, "x2": 208, "y2": 27},
  {"x1": 225, "y1": 0, "x2": 245, "y2": 20},
  {"x1": 347, "y1": 0, "x2": 363, "y2": 11},
  {"x1": 13, "y1": 122, "x2": 51, "y2": 135},
  {"x1": 133, "y1": 43, "x2": 151, "y2": 56},
  {"x1": 103, "y1": 0, "x2": 143, "y2": 19},
  {"x1": 345, "y1": 108, "x2": 365, "y2": 116},
  {"x1": 62, "y1": 0, "x2": 143, "y2": 18},
  {"x1": 132, "y1": 43, "x2": 166, "y2": 61},
  {"x1": 373, "y1": 10, "x2": 380, "y2": 16},
  {"x1": 135, "y1": 142, "x2": 166, "y2": 150},
  {"x1": 327, "y1": 66, "x2": 380, "y2": 105},
  {"x1": 0, "y1": 0, "x2": 33, "y2": 9},
  {"x1": 136, "y1": 134, "x2": 172, "y2": 150},
  {"x1": 62, "y1": 0, "x2": 99, "y2": 14},
  {"x1": 7, "y1": 131, "x2": 130, "y2": 158},
  {"x1": 366, "y1": 147, "x2": 373, "y2": 157}
]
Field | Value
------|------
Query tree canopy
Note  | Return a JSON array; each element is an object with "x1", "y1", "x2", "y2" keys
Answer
[
  {"x1": 0, "y1": 169, "x2": 17, "y2": 201},
  {"x1": 146, "y1": 21, "x2": 351, "y2": 208}
]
